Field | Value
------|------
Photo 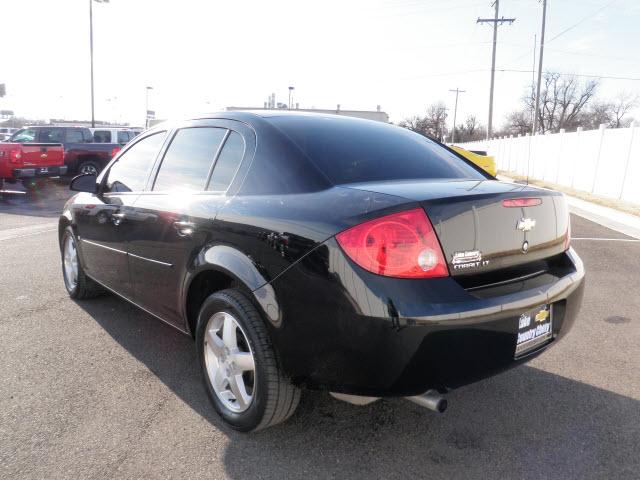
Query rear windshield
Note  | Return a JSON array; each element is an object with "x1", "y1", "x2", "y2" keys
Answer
[{"x1": 268, "y1": 116, "x2": 486, "y2": 185}]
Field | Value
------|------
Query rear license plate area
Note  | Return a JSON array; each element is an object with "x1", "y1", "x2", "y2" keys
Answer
[{"x1": 515, "y1": 304, "x2": 552, "y2": 357}]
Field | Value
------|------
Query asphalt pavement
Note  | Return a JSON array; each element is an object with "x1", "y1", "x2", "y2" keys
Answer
[{"x1": 1, "y1": 181, "x2": 639, "y2": 479}]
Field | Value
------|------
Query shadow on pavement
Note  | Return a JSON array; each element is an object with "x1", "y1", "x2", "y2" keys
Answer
[
  {"x1": 0, "y1": 178, "x2": 72, "y2": 218},
  {"x1": 76, "y1": 293, "x2": 639, "y2": 480}
]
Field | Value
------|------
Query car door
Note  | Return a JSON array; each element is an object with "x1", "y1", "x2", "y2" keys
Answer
[
  {"x1": 126, "y1": 120, "x2": 251, "y2": 328},
  {"x1": 75, "y1": 131, "x2": 167, "y2": 297}
]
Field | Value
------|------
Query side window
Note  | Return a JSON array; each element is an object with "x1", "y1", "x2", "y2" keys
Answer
[
  {"x1": 11, "y1": 128, "x2": 36, "y2": 143},
  {"x1": 39, "y1": 128, "x2": 64, "y2": 143},
  {"x1": 153, "y1": 127, "x2": 226, "y2": 192},
  {"x1": 93, "y1": 130, "x2": 111, "y2": 143},
  {"x1": 82, "y1": 129, "x2": 93, "y2": 142},
  {"x1": 207, "y1": 131, "x2": 245, "y2": 192},
  {"x1": 105, "y1": 132, "x2": 166, "y2": 193},
  {"x1": 65, "y1": 129, "x2": 85, "y2": 143},
  {"x1": 117, "y1": 131, "x2": 130, "y2": 144}
]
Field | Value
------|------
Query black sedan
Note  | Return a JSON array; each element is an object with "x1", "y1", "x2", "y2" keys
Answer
[{"x1": 59, "y1": 112, "x2": 585, "y2": 431}]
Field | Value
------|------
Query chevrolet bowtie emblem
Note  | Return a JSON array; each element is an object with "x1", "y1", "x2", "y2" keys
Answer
[
  {"x1": 517, "y1": 218, "x2": 536, "y2": 232},
  {"x1": 535, "y1": 309, "x2": 549, "y2": 323}
]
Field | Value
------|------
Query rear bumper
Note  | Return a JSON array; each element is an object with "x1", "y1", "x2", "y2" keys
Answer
[
  {"x1": 13, "y1": 165, "x2": 67, "y2": 178},
  {"x1": 267, "y1": 241, "x2": 585, "y2": 396}
]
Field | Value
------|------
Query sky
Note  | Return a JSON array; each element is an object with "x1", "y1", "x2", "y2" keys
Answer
[{"x1": 1, "y1": 0, "x2": 639, "y2": 128}]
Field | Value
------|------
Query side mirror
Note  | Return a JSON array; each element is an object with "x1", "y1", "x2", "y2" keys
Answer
[{"x1": 70, "y1": 173, "x2": 98, "y2": 193}]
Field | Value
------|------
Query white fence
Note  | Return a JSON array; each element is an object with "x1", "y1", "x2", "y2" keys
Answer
[{"x1": 460, "y1": 122, "x2": 639, "y2": 205}]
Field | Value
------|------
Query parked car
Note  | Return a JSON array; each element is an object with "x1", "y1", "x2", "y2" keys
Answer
[
  {"x1": 59, "y1": 112, "x2": 584, "y2": 432},
  {"x1": 0, "y1": 140, "x2": 65, "y2": 190},
  {"x1": 90, "y1": 127, "x2": 140, "y2": 145},
  {"x1": 449, "y1": 145, "x2": 497, "y2": 177},
  {"x1": 8, "y1": 126, "x2": 121, "y2": 176}
]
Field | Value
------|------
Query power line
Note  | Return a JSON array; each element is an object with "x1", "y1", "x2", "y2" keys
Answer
[
  {"x1": 498, "y1": 69, "x2": 640, "y2": 81},
  {"x1": 547, "y1": 0, "x2": 618, "y2": 44},
  {"x1": 477, "y1": 0, "x2": 516, "y2": 139}
]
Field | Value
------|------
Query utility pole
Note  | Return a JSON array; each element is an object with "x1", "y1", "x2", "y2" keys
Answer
[
  {"x1": 477, "y1": 1, "x2": 515, "y2": 140},
  {"x1": 532, "y1": 0, "x2": 547, "y2": 135},
  {"x1": 449, "y1": 88, "x2": 466, "y2": 143}
]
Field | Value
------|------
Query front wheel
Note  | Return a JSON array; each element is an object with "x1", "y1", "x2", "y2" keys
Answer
[
  {"x1": 61, "y1": 226, "x2": 104, "y2": 299},
  {"x1": 196, "y1": 289, "x2": 300, "y2": 432}
]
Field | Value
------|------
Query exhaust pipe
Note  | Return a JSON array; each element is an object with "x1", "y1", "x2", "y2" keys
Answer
[{"x1": 406, "y1": 389, "x2": 447, "y2": 413}]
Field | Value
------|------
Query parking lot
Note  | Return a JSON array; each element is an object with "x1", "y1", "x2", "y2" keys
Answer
[{"x1": 1, "y1": 181, "x2": 639, "y2": 479}]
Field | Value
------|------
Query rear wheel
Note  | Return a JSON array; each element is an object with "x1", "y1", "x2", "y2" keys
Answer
[
  {"x1": 61, "y1": 226, "x2": 104, "y2": 299},
  {"x1": 78, "y1": 160, "x2": 100, "y2": 176},
  {"x1": 196, "y1": 289, "x2": 300, "y2": 432}
]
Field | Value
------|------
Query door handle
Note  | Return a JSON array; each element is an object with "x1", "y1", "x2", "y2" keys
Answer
[
  {"x1": 173, "y1": 221, "x2": 195, "y2": 237},
  {"x1": 111, "y1": 212, "x2": 126, "y2": 226}
]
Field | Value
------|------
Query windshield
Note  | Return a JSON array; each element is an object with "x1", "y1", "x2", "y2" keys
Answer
[{"x1": 268, "y1": 116, "x2": 486, "y2": 185}]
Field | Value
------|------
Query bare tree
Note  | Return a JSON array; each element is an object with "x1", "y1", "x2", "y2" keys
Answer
[
  {"x1": 399, "y1": 102, "x2": 449, "y2": 141},
  {"x1": 582, "y1": 101, "x2": 613, "y2": 130},
  {"x1": 609, "y1": 92, "x2": 638, "y2": 128},
  {"x1": 501, "y1": 110, "x2": 532, "y2": 136},
  {"x1": 453, "y1": 115, "x2": 486, "y2": 143},
  {"x1": 525, "y1": 72, "x2": 598, "y2": 133},
  {"x1": 398, "y1": 115, "x2": 426, "y2": 134},
  {"x1": 582, "y1": 92, "x2": 637, "y2": 129}
]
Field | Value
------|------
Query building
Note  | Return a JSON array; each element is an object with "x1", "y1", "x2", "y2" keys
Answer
[{"x1": 226, "y1": 104, "x2": 389, "y2": 123}]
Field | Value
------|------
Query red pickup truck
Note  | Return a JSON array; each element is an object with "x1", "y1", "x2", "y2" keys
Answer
[
  {"x1": 8, "y1": 126, "x2": 121, "y2": 176},
  {"x1": 0, "y1": 142, "x2": 66, "y2": 190}
]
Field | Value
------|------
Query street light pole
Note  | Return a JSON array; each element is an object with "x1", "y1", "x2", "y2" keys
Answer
[
  {"x1": 145, "y1": 86, "x2": 153, "y2": 128},
  {"x1": 89, "y1": 0, "x2": 95, "y2": 127},
  {"x1": 449, "y1": 88, "x2": 466, "y2": 144},
  {"x1": 288, "y1": 86, "x2": 294, "y2": 109},
  {"x1": 88, "y1": 0, "x2": 109, "y2": 128}
]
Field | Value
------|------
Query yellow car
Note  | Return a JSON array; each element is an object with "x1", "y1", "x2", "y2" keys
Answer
[{"x1": 449, "y1": 145, "x2": 497, "y2": 177}]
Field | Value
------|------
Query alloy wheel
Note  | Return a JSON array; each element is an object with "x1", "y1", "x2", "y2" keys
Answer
[
  {"x1": 80, "y1": 164, "x2": 98, "y2": 175},
  {"x1": 63, "y1": 235, "x2": 79, "y2": 291},
  {"x1": 204, "y1": 312, "x2": 256, "y2": 413}
]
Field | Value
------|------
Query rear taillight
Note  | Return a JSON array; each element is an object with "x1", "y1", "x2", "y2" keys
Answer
[
  {"x1": 502, "y1": 197, "x2": 542, "y2": 207},
  {"x1": 336, "y1": 208, "x2": 449, "y2": 278},
  {"x1": 9, "y1": 149, "x2": 21, "y2": 163},
  {"x1": 111, "y1": 147, "x2": 121, "y2": 158}
]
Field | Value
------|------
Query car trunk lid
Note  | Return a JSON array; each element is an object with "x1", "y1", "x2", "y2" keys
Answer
[{"x1": 345, "y1": 179, "x2": 569, "y2": 276}]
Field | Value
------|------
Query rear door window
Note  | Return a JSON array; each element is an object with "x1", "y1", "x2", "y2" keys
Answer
[
  {"x1": 94, "y1": 130, "x2": 111, "y2": 143},
  {"x1": 117, "y1": 131, "x2": 131, "y2": 144},
  {"x1": 153, "y1": 127, "x2": 227, "y2": 192},
  {"x1": 38, "y1": 128, "x2": 64, "y2": 143},
  {"x1": 65, "y1": 129, "x2": 85, "y2": 143},
  {"x1": 207, "y1": 131, "x2": 245, "y2": 192}
]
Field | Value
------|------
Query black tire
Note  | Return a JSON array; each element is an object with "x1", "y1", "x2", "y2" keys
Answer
[
  {"x1": 60, "y1": 226, "x2": 104, "y2": 299},
  {"x1": 196, "y1": 288, "x2": 300, "y2": 432},
  {"x1": 77, "y1": 160, "x2": 101, "y2": 176}
]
